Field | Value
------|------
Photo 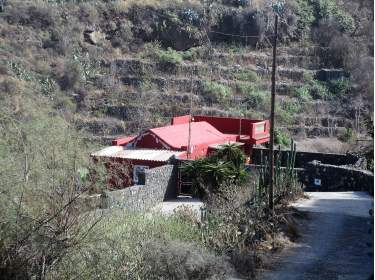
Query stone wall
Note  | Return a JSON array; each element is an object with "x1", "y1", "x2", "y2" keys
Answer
[
  {"x1": 303, "y1": 161, "x2": 374, "y2": 194},
  {"x1": 246, "y1": 162, "x2": 373, "y2": 195},
  {"x1": 101, "y1": 164, "x2": 177, "y2": 211},
  {"x1": 252, "y1": 148, "x2": 359, "y2": 168}
]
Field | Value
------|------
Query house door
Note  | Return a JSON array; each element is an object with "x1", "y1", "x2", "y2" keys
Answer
[{"x1": 133, "y1": 165, "x2": 149, "y2": 185}]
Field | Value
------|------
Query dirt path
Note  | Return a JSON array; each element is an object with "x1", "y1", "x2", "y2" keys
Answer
[{"x1": 259, "y1": 192, "x2": 374, "y2": 280}]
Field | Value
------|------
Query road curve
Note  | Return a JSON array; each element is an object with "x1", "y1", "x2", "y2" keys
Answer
[{"x1": 259, "y1": 192, "x2": 374, "y2": 280}]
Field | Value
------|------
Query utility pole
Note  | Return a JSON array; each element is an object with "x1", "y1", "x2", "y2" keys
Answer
[
  {"x1": 269, "y1": 13, "x2": 278, "y2": 216},
  {"x1": 187, "y1": 70, "x2": 194, "y2": 159}
]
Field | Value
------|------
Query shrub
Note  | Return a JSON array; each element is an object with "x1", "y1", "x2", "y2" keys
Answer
[
  {"x1": 280, "y1": 98, "x2": 303, "y2": 115},
  {"x1": 1, "y1": 76, "x2": 25, "y2": 96},
  {"x1": 232, "y1": 69, "x2": 259, "y2": 82},
  {"x1": 236, "y1": 83, "x2": 255, "y2": 95},
  {"x1": 276, "y1": 107, "x2": 293, "y2": 125},
  {"x1": 236, "y1": 84, "x2": 268, "y2": 111},
  {"x1": 302, "y1": 73, "x2": 329, "y2": 99},
  {"x1": 48, "y1": 211, "x2": 212, "y2": 279},
  {"x1": 338, "y1": 127, "x2": 356, "y2": 142},
  {"x1": 315, "y1": 0, "x2": 355, "y2": 33},
  {"x1": 244, "y1": 89, "x2": 268, "y2": 111},
  {"x1": 181, "y1": 47, "x2": 206, "y2": 61},
  {"x1": 291, "y1": 0, "x2": 316, "y2": 38},
  {"x1": 39, "y1": 76, "x2": 58, "y2": 96},
  {"x1": 292, "y1": 85, "x2": 312, "y2": 102},
  {"x1": 274, "y1": 129, "x2": 291, "y2": 147},
  {"x1": 110, "y1": 20, "x2": 134, "y2": 49},
  {"x1": 58, "y1": 61, "x2": 83, "y2": 90},
  {"x1": 0, "y1": 93, "x2": 96, "y2": 279},
  {"x1": 157, "y1": 47, "x2": 183, "y2": 65},
  {"x1": 310, "y1": 81, "x2": 329, "y2": 99},
  {"x1": 42, "y1": 27, "x2": 73, "y2": 55},
  {"x1": 141, "y1": 240, "x2": 232, "y2": 280},
  {"x1": 326, "y1": 79, "x2": 350, "y2": 97},
  {"x1": 182, "y1": 144, "x2": 247, "y2": 196},
  {"x1": 201, "y1": 81, "x2": 230, "y2": 103}
]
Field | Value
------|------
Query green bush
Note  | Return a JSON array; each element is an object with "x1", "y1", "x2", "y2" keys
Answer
[
  {"x1": 292, "y1": 85, "x2": 312, "y2": 102},
  {"x1": 310, "y1": 81, "x2": 329, "y2": 99},
  {"x1": 157, "y1": 47, "x2": 183, "y2": 66},
  {"x1": 327, "y1": 79, "x2": 350, "y2": 97},
  {"x1": 274, "y1": 129, "x2": 291, "y2": 147},
  {"x1": 181, "y1": 47, "x2": 204, "y2": 61},
  {"x1": 0, "y1": 93, "x2": 96, "y2": 279},
  {"x1": 276, "y1": 107, "x2": 294, "y2": 125},
  {"x1": 338, "y1": 127, "x2": 356, "y2": 142},
  {"x1": 280, "y1": 98, "x2": 303, "y2": 116},
  {"x1": 202, "y1": 81, "x2": 231, "y2": 103},
  {"x1": 293, "y1": 0, "x2": 316, "y2": 38},
  {"x1": 232, "y1": 69, "x2": 259, "y2": 82},
  {"x1": 236, "y1": 83, "x2": 255, "y2": 95},
  {"x1": 48, "y1": 211, "x2": 214, "y2": 279},
  {"x1": 302, "y1": 73, "x2": 329, "y2": 99},
  {"x1": 236, "y1": 84, "x2": 268, "y2": 110},
  {"x1": 316, "y1": 0, "x2": 355, "y2": 33},
  {"x1": 182, "y1": 144, "x2": 247, "y2": 196}
]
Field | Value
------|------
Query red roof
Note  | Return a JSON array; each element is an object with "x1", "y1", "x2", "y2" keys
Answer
[
  {"x1": 112, "y1": 136, "x2": 136, "y2": 146},
  {"x1": 149, "y1": 121, "x2": 236, "y2": 150}
]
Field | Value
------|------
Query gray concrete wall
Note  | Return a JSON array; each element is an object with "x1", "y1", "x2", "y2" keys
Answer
[
  {"x1": 303, "y1": 161, "x2": 374, "y2": 194},
  {"x1": 100, "y1": 164, "x2": 177, "y2": 211}
]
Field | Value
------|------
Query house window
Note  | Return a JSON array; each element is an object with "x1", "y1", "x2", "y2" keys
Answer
[
  {"x1": 255, "y1": 123, "x2": 265, "y2": 133},
  {"x1": 133, "y1": 165, "x2": 149, "y2": 185}
]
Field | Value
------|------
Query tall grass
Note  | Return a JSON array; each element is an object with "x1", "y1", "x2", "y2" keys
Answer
[{"x1": 47, "y1": 210, "x2": 231, "y2": 280}]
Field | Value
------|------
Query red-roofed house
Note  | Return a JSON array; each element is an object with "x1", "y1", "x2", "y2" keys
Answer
[{"x1": 92, "y1": 115, "x2": 270, "y2": 188}]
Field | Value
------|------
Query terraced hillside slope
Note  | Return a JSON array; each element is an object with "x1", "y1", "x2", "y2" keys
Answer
[{"x1": 0, "y1": 0, "x2": 373, "y2": 150}]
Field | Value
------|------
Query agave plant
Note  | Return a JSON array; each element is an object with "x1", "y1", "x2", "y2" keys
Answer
[
  {"x1": 214, "y1": 143, "x2": 245, "y2": 170},
  {"x1": 181, "y1": 144, "x2": 248, "y2": 196}
]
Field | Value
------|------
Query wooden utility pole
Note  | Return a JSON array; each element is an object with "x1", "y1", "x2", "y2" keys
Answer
[
  {"x1": 187, "y1": 71, "x2": 194, "y2": 159},
  {"x1": 269, "y1": 14, "x2": 278, "y2": 216}
]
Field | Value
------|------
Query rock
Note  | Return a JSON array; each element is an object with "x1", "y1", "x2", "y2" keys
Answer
[{"x1": 84, "y1": 30, "x2": 106, "y2": 45}]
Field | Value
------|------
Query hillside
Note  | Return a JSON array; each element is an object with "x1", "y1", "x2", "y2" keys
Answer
[
  {"x1": 0, "y1": 1, "x2": 373, "y2": 278},
  {"x1": 0, "y1": 0, "x2": 373, "y2": 150}
]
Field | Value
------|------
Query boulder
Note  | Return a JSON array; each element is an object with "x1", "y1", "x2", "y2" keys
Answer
[{"x1": 84, "y1": 30, "x2": 106, "y2": 45}]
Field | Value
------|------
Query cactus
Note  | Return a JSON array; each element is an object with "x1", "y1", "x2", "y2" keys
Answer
[{"x1": 257, "y1": 139, "x2": 299, "y2": 201}]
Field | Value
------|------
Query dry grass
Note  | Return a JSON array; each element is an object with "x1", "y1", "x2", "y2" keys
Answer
[{"x1": 294, "y1": 137, "x2": 352, "y2": 153}]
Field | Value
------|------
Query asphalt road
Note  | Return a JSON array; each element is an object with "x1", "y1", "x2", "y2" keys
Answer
[{"x1": 259, "y1": 192, "x2": 374, "y2": 280}]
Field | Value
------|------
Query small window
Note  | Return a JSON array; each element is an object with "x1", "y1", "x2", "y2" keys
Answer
[
  {"x1": 255, "y1": 123, "x2": 265, "y2": 133},
  {"x1": 133, "y1": 165, "x2": 149, "y2": 185}
]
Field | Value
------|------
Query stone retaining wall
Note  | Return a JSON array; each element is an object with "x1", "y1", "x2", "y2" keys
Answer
[
  {"x1": 303, "y1": 161, "x2": 374, "y2": 194},
  {"x1": 252, "y1": 148, "x2": 359, "y2": 168},
  {"x1": 101, "y1": 164, "x2": 177, "y2": 211}
]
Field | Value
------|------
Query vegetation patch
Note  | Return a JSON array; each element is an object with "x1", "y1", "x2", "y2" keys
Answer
[
  {"x1": 232, "y1": 69, "x2": 259, "y2": 82},
  {"x1": 182, "y1": 143, "x2": 247, "y2": 197},
  {"x1": 275, "y1": 129, "x2": 292, "y2": 147},
  {"x1": 156, "y1": 47, "x2": 183, "y2": 66},
  {"x1": 201, "y1": 80, "x2": 231, "y2": 103}
]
